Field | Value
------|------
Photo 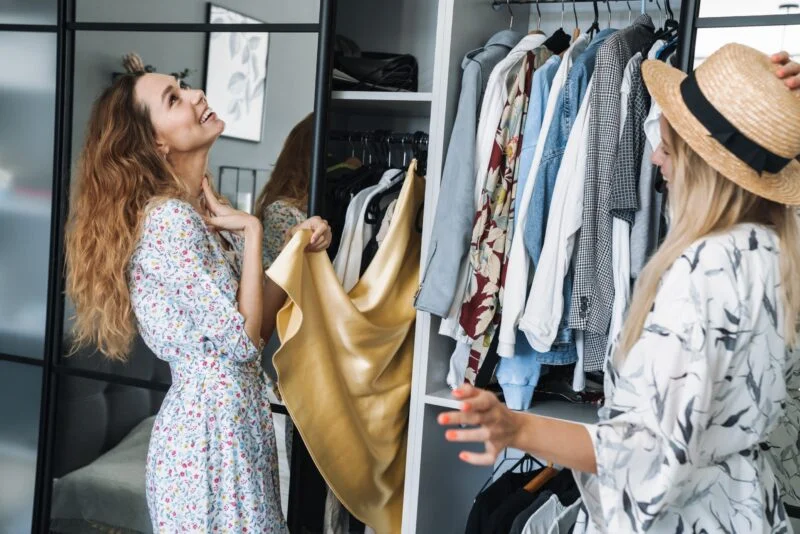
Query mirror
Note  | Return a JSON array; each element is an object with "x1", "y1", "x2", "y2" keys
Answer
[{"x1": 53, "y1": 3, "x2": 320, "y2": 531}]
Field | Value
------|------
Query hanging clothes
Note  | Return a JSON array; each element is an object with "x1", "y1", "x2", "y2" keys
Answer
[
  {"x1": 514, "y1": 30, "x2": 615, "y2": 395},
  {"x1": 572, "y1": 225, "x2": 797, "y2": 533},
  {"x1": 415, "y1": 29, "x2": 523, "y2": 318},
  {"x1": 268, "y1": 163, "x2": 424, "y2": 534},
  {"x1": 437, "y1": 32, "x2": 549, "y2": 342},
  {"x1": 546, "y1": 499, "x2": 583, "y2": 534},
  {"x1": 629, "y1": 39, "x2": 666, "y2": 279},
  {"x1": 494, "y1": 35, "x2": 591, "y2": 408},
  {"x1": 606, "y1": 52, "x2": 649, "y2": 357},
  {"x1": 494, "y1": 51, "x2": 561, "y2": 409},
  {"x1": 333, "y1": 168, "x2": 404, "y2": 292},
  {"x1": 568, "y1": 15, "x2": 656, "y2": 372},
  {"x1": 456, "y1": 51, "x2": 536, "y2": 385}
]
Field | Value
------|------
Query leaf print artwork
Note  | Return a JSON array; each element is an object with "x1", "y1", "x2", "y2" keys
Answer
[
  {"x1": 205, "y1": 5, "x2": 270, "y2": 142},
  {"x1": 572, "y1": 224, "x2": 797, "y2": 534}
]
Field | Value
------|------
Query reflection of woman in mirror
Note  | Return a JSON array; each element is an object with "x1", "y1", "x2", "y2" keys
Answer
[
  {"x1": 64, "y1": 67, "x2": 330, "y2": 531},
  {"x1": 254, "y1": 113, "x2": 313, "y2": 269}
]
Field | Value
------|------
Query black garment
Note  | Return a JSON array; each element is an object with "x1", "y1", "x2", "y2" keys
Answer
[
  {"x1": 486, "y1": 469, "x2": 578, "y2": 534},
  {"x1": 287, "y1": 432, "x2": 327, "y2": 533},
  {"x1": 324, "y1": 165, "x2": 383, "y2": 258},
  {"x1": 544, "y1": 28, "x2": 571, "y2": 55},
  {"x1": 509, "y1": 491, "x2": 554, "y2": 534},
  {"x1": 465, "y1": 470, "x2": 541, "y2": 534}
]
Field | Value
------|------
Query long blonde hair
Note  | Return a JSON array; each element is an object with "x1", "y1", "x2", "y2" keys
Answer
[
  {"x1": 65, "y1": 72, "x2": 191, "y2": 361},
  {"x1": 618, "y1": 122, "x2": 800, "y2": 355}
]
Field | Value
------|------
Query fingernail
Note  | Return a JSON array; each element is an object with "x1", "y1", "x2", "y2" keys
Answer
[
  {"x1": 439, "y1": 414, "x2": 449, "y2": 424},
  {"x1": 461, "y1": 402, "x2": 471, "y2": 412},
  {"x1": 445, "y1": 430, "x2": 456, "y2": 440},
  {"x1": 459, "y1": 452, "x2": 469, "y2": 461},
  {"x1": 452, "y1": 389, "x2": 463, "y2": 398}
]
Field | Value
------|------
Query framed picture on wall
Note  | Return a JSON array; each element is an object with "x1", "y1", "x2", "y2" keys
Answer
[{"x1": 204, "y1": 3, "x2": 269, "y2": 142}]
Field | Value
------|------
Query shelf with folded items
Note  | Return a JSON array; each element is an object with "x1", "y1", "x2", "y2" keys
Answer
[
  {"x1": 330, "y1": 90, "x2": 433, "y2": 116},
  {"x1": 424, "y1": 387, "x2": 600, "y2": 425}
]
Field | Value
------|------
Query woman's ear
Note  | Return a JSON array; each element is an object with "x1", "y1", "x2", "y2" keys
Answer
[{"x1": 156, "y1": 139, "x2": 169, "y2": 158}]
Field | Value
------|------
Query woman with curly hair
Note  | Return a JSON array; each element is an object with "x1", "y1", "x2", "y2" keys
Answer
[{"x1": 65, "y1": 67, "x2": 330, "y2": 532}]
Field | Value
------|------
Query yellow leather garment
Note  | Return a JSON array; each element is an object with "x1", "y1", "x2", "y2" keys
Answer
[{"x1": 268, "y1": 161, "x2": 424, "y2": 533}]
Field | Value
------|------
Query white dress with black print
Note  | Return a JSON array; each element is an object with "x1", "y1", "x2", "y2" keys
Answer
[{"x1": 573, "y1": 223, "x2": 800, "y2": 533}]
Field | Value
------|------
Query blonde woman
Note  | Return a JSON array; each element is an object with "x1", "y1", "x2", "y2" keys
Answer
[
  {"x1": 441, "y1": 44, "x2": 800, "y2": 532},
  {"x1": 65, "y1": 69, "x2": 330, "y2": 532}
]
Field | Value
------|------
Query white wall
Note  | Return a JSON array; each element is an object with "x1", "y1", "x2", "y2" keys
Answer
[{"x1": 71, "y1": 0, "x2": 320, "y2": 200}]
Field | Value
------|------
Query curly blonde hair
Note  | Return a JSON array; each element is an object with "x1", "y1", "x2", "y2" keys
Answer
[{"x1": 65, "y1": 72, "x2": 190, "y2": 360}]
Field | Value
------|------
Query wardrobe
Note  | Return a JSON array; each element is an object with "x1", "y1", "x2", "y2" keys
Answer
[{"x1": 324, "y1": 1, "x2": 692, "y2": 532}]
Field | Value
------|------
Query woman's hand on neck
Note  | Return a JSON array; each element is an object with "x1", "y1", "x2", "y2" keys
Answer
[{"x1": 168, "y1": 149, "x2": 210, "y2": 211}]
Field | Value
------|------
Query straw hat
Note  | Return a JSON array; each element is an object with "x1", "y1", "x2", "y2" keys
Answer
[{"x1": 642, "y1": 43, "x2": 800, "y2": 205}]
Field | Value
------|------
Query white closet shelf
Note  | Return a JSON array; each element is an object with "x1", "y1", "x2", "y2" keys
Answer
[
  {"x1": 425, "y1": 387, "x2": 600, "y2": 425},
  {"x1": 330, "y1": 91, "x2": 433, "y2": 115}
]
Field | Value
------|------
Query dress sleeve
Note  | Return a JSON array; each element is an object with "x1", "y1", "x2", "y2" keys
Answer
[
  {"x1": 134, "y1": 200, "x2": 262, "y2": 362},
  {"x1": 576, "y1": 239, "x2": 788, "y2": 530},
  {"x1": 261, "y1": 201, "x2": 303, "y2": 270}
]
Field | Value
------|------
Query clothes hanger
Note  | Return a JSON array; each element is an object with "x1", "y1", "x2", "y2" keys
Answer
[
  {"x1": 654, "y1": 0, "x2": 664, "y2": 32},
  {"x1": 523, "y1": 461, "x2": 558, "y2": 493},
  {"x1": 528, "y1": 0, "x2": 546, "y2": 35},
  {"x1": 571, "y1": 0, "x2": 581, "y2": 41},
  {"x1": 587, "y1": 0, "x2": 600, "y2": 37},
  {"x1": 506, "y1": 0, "x2": 514, "y2": 30},
  {"x1": 605, "y1": 0, "x2": 612, "y2": 29},
  {"x1": 477, "y1": 453, "x2": 544, "y2": 495},
  {"x1": 626, "y1": 0, "x2": 632, "y2": 25}
]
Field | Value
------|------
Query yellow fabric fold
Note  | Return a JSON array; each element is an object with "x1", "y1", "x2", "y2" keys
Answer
[{"x1": 267, "y1": 161, "x2": 424, "y2": 533}]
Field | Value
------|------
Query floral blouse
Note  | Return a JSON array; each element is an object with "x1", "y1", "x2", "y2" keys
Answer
[
  {"x1": 260, "y1": 199, "x2": 307, "y2": 269},
  {"x1": 574, "y1": 223, "x2": 800, "y2": 533}
]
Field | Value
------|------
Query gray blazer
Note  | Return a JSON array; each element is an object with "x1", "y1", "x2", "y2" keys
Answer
[{"x1": 414, "y1": 29, "x2": 522, "y2": 317}]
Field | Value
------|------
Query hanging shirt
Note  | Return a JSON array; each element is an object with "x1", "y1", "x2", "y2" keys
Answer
[
  {"x1": 415, "y1": 29, "x2": 523, "y2": 318},
  {"x1": 334, "y1": 168, "x2": 403, "y2": 292},
  {"x1": 606, "y1": 52, "x2": 648, "y2": 360},
  {"x1": 457, "y1": 51, "x2": 536, "y2": 385},
  {"x1": 547, "y1": 499, "x2": 583, "y2": 534},
  {"x1": 569, "y1": 15, "x2": 656, "y2": 372},
  {"x1": 629, "y1": 39, "x2": 666, "y2": 279},
  {"x1": 267, "y1": 163, "x2": 424, "y2": 534},
  {"x1": 498, "y1": 35, "x2": 589, "y2": 360},
  {"x1": 518, "y1": 78, "x2": 593, "y2": 354},
  {"x1": 573, "y1": 224, "x2": 798, "y2": 533},
  {"x1": 438, "y1": 32, "x2": 549, "y2": 343}
]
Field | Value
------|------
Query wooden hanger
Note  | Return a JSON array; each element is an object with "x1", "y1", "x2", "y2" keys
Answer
[{"x1": 523, "y1": 461, "x2": 558, "y2": 493}]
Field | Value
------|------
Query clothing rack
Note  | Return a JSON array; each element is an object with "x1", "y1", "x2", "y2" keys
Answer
[
  {"x1": 328, "y1": 129, "x2": 429, "y2": 146},
  {"x1": 490, "y1": 0, "x2": 650, "y2": 15},
  {"x1": 329, "y1": 129, "x2": 429, "y2": 171}
]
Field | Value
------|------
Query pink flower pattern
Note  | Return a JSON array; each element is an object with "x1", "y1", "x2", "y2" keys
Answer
[{"x1": 129, "y1": 199, "x2": 286, "y2": 533}]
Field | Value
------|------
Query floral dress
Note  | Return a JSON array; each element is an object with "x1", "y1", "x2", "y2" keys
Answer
[
  {"x1": 129, "y1": 199, "x2": 287, "y2": 533},
  {"x1": 573, "y1": 223, "x2": 800, "y2": 533},
  {"x1": 261, "y1": 199, "x2": 306, "y2": 269}
]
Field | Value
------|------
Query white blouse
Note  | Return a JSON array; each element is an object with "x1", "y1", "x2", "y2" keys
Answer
[{"x1": 574, "y1": 223, "x2": 800, "y2": 533}]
